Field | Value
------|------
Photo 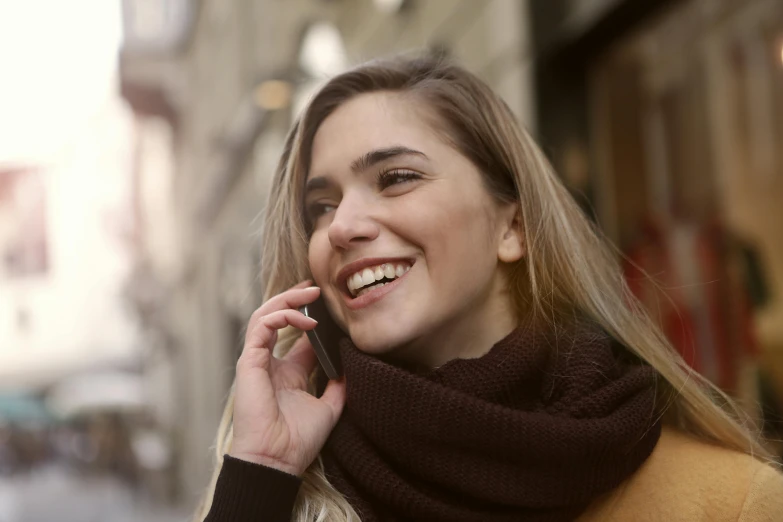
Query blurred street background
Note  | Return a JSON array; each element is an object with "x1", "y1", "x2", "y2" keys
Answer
[{"x1": 1, "y1": 0, "x2": 782, "y2": 520}]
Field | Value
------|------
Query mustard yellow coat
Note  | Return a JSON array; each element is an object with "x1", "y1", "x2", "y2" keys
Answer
[{"x1": 578, "y1": 428, "x2": 783, "y2": 521}]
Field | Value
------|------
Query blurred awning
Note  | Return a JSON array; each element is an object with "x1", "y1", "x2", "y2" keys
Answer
[
  {"x1": 0, "y1": 345, "x2": 140, "y2": 394},
  {"x1": 46, "y1": 370, "x2": 147, "y2": 418},
  {"x1": 0, "y1": 394, "x2": 53, "y2": 424}
]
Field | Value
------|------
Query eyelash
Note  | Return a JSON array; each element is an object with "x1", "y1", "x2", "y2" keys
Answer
[
  {"x1": 305, "y1": 169, "x2": 421, "y2": 229},
  {"x1": 376, "y1": 169, "x2": 421, "y2": 189}
]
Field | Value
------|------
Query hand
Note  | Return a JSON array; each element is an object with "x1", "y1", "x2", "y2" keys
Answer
[{"x1": 229, "y1": 281, "x2": 346, "y2": 476}]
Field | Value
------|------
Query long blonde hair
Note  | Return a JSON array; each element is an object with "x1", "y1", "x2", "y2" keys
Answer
[{"x1": 196, "y1": 54, "x2": 772, "y2": 521}]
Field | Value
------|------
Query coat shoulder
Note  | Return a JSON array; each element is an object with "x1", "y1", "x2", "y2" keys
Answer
[
  {"x1": 737, "y1": 463, "x2": 783, "y2": 521},
  {"x1": 580, "y1": 427, "x2": 783, "y2": 522}
]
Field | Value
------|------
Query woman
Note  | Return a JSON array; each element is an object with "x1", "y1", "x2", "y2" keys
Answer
[{"x1": 197, "y1": 56, "x2": 783, "y2": 521}]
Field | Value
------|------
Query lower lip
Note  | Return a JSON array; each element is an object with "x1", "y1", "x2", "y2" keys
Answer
[{"x1": 342, "y1": 268, "x2": 411, "y2": 310}]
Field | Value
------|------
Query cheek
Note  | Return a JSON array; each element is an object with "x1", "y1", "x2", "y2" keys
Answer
[
  {"x1": 307, "y1": 233, "x2": 331, "y2": 285},
  {"x1": 417, "y1": 197, "x2": 497, "y2": 277}
]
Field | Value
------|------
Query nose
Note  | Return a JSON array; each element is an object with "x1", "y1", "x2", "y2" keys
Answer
[{"x1": 327, "y1": 192, "x2": 380, "y2": 250}]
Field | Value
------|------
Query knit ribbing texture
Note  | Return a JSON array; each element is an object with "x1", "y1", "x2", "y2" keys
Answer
[{"x1": 322, "y1": 321, "x2": 662, "y2": 522}]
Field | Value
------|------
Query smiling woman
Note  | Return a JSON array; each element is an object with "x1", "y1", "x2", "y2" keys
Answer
[
  {"x1": 304, "y1": 93, "x2": 522, "y2": 366},
  {"x1": 196, "y1": 55, "x2": 783, "y2": 522}
]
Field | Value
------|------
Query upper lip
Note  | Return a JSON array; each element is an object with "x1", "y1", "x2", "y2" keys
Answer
[{"x1": 335, "y1": 257, "x2": 414, "y2": 293}]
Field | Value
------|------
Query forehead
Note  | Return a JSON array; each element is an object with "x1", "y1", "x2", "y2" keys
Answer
[{"x1": 309, "y1": 92, "x2": 440, "y2": 174}]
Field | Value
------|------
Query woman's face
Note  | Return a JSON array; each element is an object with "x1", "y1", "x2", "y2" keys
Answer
[{"x1": 305, "y1": 92, "x2": 523, "y2": 367}]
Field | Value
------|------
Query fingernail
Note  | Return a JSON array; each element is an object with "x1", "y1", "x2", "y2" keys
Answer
[{"x1": 306, "y1": 286, "x2": 320, "y2": 291}]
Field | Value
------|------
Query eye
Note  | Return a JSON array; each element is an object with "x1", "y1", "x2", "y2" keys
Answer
[
  {"x1": 305, "y1": 202, "x2": 336, "y2": 223},
  {"x1": 376, "y1": 169, "x2": 421, "y2": 190}
]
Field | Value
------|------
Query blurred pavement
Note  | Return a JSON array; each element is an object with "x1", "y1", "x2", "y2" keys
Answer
[{"x1": 0, "y1": 465, "x2": 187, "y2": 522}]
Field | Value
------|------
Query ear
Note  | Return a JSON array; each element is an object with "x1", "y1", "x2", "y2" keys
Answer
[{"x1": 497, "y1": 203, "x2": 525, "y2": 263}]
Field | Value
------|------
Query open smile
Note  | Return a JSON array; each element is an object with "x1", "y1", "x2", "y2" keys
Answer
[
  {"x1": 346, "y1": 261, "x2": 412, "y2": 297},
  {"x1": 336, "y1": 258, "x2": 415, "y2": 310}
]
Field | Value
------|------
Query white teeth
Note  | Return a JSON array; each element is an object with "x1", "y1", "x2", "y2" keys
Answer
[
  {"x1": 357, "y1": 282, "x2": 387, "y2": 297},
  {"x1": 345, "y1": 261, "x2": 413, "y2": 296},
  {"x1": 361, "y1": 268, "x2": 375, "y2": 286},
  {"x1": 383, "y1": 264, "x2": 395, "y2": 279}
]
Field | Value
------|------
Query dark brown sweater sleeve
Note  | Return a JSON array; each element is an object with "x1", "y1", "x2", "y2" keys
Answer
[{"x1": 204, "y1": 455, "x2": 301, "y2": 522}]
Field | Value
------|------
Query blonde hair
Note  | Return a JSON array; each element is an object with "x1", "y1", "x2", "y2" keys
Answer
[{"x1": 195, "y1": 54, "x2": 773, "y2": 521}]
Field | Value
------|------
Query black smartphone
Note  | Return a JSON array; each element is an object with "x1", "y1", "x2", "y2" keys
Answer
[{"x1": 299, "y1": 296, "x2": 345, "y2": 380}]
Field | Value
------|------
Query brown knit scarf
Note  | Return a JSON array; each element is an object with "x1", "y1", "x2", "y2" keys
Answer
[{"x1": 321, "y1": 321, "x2": 662, "y2": 522}]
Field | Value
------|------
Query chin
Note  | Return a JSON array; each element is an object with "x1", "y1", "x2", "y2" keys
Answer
[{"x1": 347, "y1": 321, "x2": 413, "y2": 355}]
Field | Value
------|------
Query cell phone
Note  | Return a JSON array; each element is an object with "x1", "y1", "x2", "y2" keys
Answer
[{"x1": 299, "y1": 296, "x2": 345, "y2": 380}]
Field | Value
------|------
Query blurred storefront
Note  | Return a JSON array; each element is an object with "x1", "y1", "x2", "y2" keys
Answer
[
  {"x1": 119, "y1": 0, "x2": 536, "y2": 508},
  {"x1": 532, "y1": 0, "x2": 783, "y2": 453},
  {"x1": 0, "y1": 2, "x2": 186, "y2": 518}
]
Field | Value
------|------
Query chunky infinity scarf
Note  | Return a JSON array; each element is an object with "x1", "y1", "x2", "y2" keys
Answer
[{"x1": 322, "y1": 321, "x2": 661, "y2": 521}]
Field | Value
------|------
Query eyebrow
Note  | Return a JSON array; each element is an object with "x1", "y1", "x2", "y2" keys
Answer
[
  {"x1": 304, "y1": 146, "x2": 428, "y2": 196},
  {"x1": 303, "y1": 176, "x2": 330, "y2": 196},
  {"x1": 350, "y1": 146, "x2": 427, "y2": 172}
]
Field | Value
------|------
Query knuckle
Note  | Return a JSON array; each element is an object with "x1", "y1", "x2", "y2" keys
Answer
[
  {"x1": 249, "y1": 306, "x2": 265, "y2": 324},
  {"x1": 263, "y1": 310, "x2": 288, "y2": 327},
  {"x1": 237, "y1": 349, "x2": 271, "y2": 372},
  {"x1": 259, "y1": 314, "x2": 275, "y2": 329},
  {"x1": 243, "y1": 320, "x2": 262, "y2": 344}
]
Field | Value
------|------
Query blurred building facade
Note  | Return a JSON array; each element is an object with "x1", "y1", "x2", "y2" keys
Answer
[
  {"x1": 0, "y1": 92, "x2": 139, "y2": 392},
  {"x1": 532, "y1": 0, "x2": 783, "y2": 445},
  {"x1": 119, "y1": 0, "x2": 536, "y2": 506}
]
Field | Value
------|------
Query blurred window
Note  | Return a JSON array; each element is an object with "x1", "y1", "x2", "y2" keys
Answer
[
  {"x1": 293, "y1": 22, "x2": 348, "y2": 117},
  {"x1": 122, "y1": 0, "x2": 192, "y2": 51},
  {"x1": 0, "y1": 169, "x2": 47, "y2": 278}
]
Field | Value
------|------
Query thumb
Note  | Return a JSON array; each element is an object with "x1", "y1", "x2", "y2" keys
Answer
[{"x1": 319, "y1": 377, "x2": 347, "y2": 425}]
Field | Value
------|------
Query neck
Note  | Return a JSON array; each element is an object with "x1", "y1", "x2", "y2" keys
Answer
[{"x1": 384, "y1": 279, "x2": 519, "y2": 369}]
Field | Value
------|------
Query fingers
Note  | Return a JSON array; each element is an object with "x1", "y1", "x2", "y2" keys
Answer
[
  {"x1": 243, "y1": 285, "x2": 318, "y2": 347},
  {"x1": 245, "y1": 309, "x2": 317, "y2": 353},
  {"x1": 261, "y1": 309, "x2": 317, "y2": 331},
  {"x1": 238, "y1": 281, "x2": 321, "y2": 383},
  {"x1": 253, "y1": 283, "x2": 320, "y2": 320},
  {"x1": 319, "y1": 378, "x2": 347, "y2": 421}
]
